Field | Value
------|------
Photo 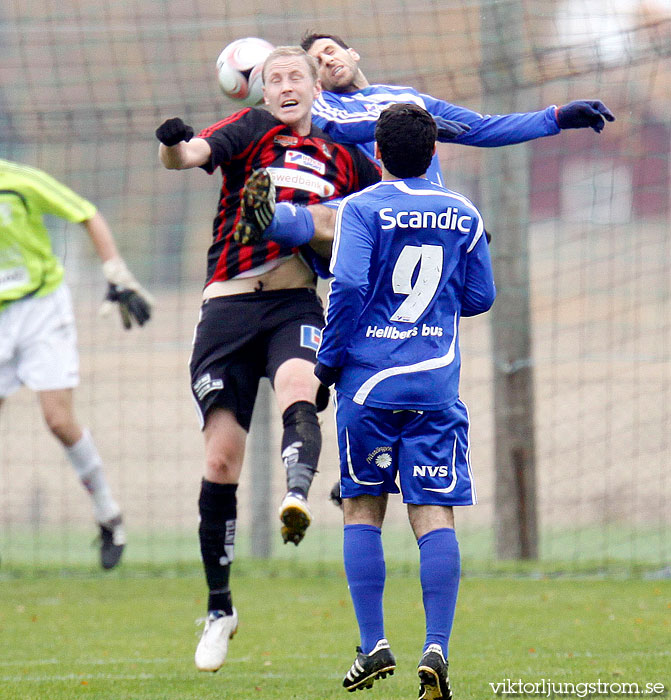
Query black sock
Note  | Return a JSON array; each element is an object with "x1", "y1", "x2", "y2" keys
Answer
[
  {"x1": 198, "y1": 479, "x2": 237, "y2": 614},
  {"x1": 281, "y1": 401, "x2": 321, "y2": 497}
]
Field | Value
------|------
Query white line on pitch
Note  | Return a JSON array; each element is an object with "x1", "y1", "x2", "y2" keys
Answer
[
  {"x1": 0, "y1": 658, "x2": 175, "y2": 667},
  {"x1": 0, "y1": 673, "x2": 158, "y2": 682}
]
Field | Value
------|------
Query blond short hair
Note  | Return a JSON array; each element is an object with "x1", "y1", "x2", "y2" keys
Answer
[{"x1": 262, "y1": 46, "x2": 319, "y2": 84}]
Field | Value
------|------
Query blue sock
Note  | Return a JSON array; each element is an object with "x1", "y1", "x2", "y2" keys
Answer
[
  {"x1": 343, "y1": 524, "x2": 386, "y2": 654},
  {"x1": 418, "y1": 527, "x2": 460, "y2": 658},
  {"x1": 263, "y1": 202, "x2": 315, "y2": 246}
]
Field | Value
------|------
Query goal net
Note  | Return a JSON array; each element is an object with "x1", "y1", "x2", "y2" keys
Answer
[{"x1": 1, "y1": 0, "x2": 669, "y2": 574}]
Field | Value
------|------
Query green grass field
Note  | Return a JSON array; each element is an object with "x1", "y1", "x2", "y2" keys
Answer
[{"x1": 0, "y1": 564, "x2": 669, "y2": 700}]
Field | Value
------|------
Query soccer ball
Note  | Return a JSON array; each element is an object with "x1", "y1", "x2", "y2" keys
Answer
[{"x1": 215, "y1": 37, "x2": 275, "y2": 106}]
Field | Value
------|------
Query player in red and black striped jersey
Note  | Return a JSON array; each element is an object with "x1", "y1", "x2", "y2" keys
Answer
[
  {"x1": 156, "y1": 46, "x2": 380, "y2": 673},
  {"x1": 197, "y1": 107, "x2": 378, "y2": 283}
]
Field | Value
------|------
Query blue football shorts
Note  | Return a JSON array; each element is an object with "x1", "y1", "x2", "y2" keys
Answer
[{"x1": 334, "y1": 393, "x2": 477, "y2": 506}]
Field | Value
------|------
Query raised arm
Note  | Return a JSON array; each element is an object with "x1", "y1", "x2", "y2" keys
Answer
[
  {"x1": 423, "y1": 94, "x2": 614, "y2": 145},
  {"x1": 156, "y1": 117, "x2": 212, "y2": 169}
]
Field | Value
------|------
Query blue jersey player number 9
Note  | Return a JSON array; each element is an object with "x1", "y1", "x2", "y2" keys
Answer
[{"x1": 390, "y1": 244, "x2": 443, "y2": 323}]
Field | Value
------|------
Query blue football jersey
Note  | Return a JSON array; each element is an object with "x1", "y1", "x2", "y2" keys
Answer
[
  {"x1": 318, "y1": 177, "x2": 496, "y2": 410},
  {"x1": 311, "y1": 84, "x2": 560, "y2": 185}
]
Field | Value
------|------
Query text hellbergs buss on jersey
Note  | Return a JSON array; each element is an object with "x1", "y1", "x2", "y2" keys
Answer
[{"x1": 365, "y1": 324, "x2": 444, "y2": 340}]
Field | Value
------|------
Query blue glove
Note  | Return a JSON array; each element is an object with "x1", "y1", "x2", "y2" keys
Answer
[
  {"x1": 555, "y1": 100, "x2": 615, "y2": 133},
  {"x1": 433, "y1": 115, "x2": 471, "y2": 142},
  {"x1": 314, "y1": 362, "x2": 341, "y2": 388}
]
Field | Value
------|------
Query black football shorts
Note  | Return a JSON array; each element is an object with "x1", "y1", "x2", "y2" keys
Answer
[{"x1": 189, "y1": 287, "x2": 324, "y2": 431}]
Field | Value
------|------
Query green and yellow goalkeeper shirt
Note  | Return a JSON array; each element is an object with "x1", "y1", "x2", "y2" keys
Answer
[{"x1": 0, "y1": 158, "x2": 97, "y2": 311}]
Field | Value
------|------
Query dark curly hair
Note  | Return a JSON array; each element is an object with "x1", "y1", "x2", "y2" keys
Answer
[
  {"x1": 375, "y1": 103, "x2": 437, "y2": 178},
  {"x1": 300, "y1": 31, "x2": 350, "y2": 52}
]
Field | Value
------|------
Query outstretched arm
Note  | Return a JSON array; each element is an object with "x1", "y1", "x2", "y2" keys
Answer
[
  {"x1": 312, "y1": 93, "x2": 470, "y2": 145},
  {"x1": 423, "y1": 95, "x2": 561, "y2": 145},
  {"x1": 424, "y1": 94, "x2": 615, "y2": 144}
]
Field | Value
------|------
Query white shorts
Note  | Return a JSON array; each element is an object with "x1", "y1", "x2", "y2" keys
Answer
[{"x1": 0, "y1": 285, "x2": 80, "y2": 397}]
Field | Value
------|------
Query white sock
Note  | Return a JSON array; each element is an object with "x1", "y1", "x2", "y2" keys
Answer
[{"x1": 65, "y1": 428, "x2": 121, "y2": 524}]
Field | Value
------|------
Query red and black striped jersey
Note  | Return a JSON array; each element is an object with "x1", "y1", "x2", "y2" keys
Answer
[{"x1": 197, "y1": 107, "x2": 381, "y2": 284}]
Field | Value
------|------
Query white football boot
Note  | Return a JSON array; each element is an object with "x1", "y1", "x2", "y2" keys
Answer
[{"x1": 195, "y1": 607, "x2": 239, "y2": 672}]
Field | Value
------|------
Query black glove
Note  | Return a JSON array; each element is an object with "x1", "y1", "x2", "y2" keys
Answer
[
  {"x1": 555, "y1": 100, "x2": 615, "y2": 133},
  {"x1": 329, "y1": 480, "x2": 343, "y2": 509},
  {"x1": 314, "y1": 362, "x2": 341, "y2": 388},
  {"x1": 104, "y1": 283, "x2": 152, "y2": 330},
  {"x1": 433, "y1": 115, "x2": 471, "y2": 142},
  {"x1": 315, "y1": 383, "x2": 330, "y2": 412},
  {"x1": 155, "y1": 117, "x2": 195, "y2": 146}
]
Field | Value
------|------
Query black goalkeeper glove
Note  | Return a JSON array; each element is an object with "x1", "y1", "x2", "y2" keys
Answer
[
  {"x1": 433, "y1": 115, "x2": 471, "y2": 142},
  {"x1": 314, "y1": 362, "x2": 341, "y2": 388},
  {"x1": 104, "y1": 283, "x2": 152, "y2": 330},
  {"x1": 555, "y1": 100, "x2": 615, "y2": 133},
  {"x1": 155, "y1": 117, "x2": 195, "y2": 146},
  {"x1": 100, "y1": 257, "x2": 154, "y2": 330}
]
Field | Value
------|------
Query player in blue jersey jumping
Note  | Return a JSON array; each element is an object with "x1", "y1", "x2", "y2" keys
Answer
[
  {"x1": 237, "y1": 31, "x2": 614, "y2": 278},
  {"x1": 301, "y1": 31, "x2": 614, "y2": 185},
  {"x1": 314, "y1": 103, "x2": 496, "y2": 699}
]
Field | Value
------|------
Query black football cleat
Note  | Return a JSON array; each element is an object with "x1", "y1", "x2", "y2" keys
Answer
[
  {"x1": 234, "y1": 168, "x2": 276, "y2": 245},
  {"x1": 417, "y1": 644, "x2": 452, "y2": 700},
  {"x1": 99, "y1": 515, "x2": 126, "y2": 570},
  {"x1": 343, "y1": 639, "x2": 396, "y2": 692}
]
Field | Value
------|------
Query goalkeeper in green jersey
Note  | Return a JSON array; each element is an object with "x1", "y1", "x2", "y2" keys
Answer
[{"x1": 0, "y1": 158, "x2": 153, "y2": 569}]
